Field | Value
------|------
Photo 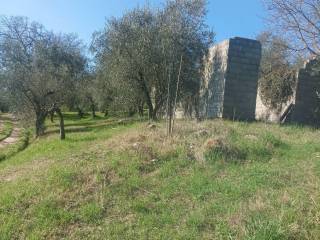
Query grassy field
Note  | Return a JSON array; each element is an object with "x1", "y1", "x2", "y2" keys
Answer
[
  {"x1": 0, "y1": 114, "x2": 29, "y2": 161},
  {"x1": 0, "y1": 120, "x2": 13, "y2": 142},
  {"x1": 0, "y1": 113, "x2": 320, "y2": 239}
]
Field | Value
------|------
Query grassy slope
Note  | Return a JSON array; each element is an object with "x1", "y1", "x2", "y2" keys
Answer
[
  {"x1": 0, "y1": 114, "x2": 29, "y2": 161},
  {"x1": 0, "y1": 121, "x2": 13, "y2": 141},
  {"x1": 0, "y1": 113, "x2": 319, "y2": 239}
]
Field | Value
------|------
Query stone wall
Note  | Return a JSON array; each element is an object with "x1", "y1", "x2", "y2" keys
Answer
[
  {"x1": 255, "y1": 57, "x2": 320, "y2": 125},
  {"x1": 199, "y1": 37, "x2": 319, "y2": 125},
  {"x1": 291, "y1": 58, "x2": 320, "y2": 125},
  {"x1": 200, "y1": 37, "x2": 261, "y2": 121},
  {"x1": 200, "y1": 39, "x2": 229, "y2": 118}
]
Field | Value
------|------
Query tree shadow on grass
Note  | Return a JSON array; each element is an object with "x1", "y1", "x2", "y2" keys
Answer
[
  {"x1": 49, "y1": 120, "x2": 113, "y2": 128},
  {"x1": 64, "y1": 117, "x2": 117, "y2": 127},
  {"x1": 43, "y1": 119, "x2": 135, "y2": 137}
]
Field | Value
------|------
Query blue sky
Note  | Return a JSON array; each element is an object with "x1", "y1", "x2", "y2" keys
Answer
[{"x1": 0, "y1": 0, "x2": 266, "y2": 45}]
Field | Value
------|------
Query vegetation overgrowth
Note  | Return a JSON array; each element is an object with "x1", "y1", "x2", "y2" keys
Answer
[
  {"x1": 0, "y1": 120, "x2": 13, "y2": 142},
  {"x1": 0, "y1": 113, "x2": 319, "y2": 239}
]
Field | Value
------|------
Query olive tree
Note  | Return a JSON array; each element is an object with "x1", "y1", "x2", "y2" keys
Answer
[
  {"x1": 0, "y1": 73, "x2": 9, "y2": 112},
  {"x1": 263, "y1": 0, "x2": 320, "y2": 122},
  {"x1": 76, "y1": 71, "x2": 99, "y2": 118},
  {"x1": 0, "y1": 16, "x2": 87, "y2": 139},
  {"x1": 257, "y1": 32, "x2": 297, "y2": 112},
  {"x1": 91, "y1": 0, "x2": 213, "y2": 123}
]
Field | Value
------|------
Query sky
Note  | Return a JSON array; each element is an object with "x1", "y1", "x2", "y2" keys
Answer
[{"x1": 0, "y1": 0, "x2": 266, "y2": 45}]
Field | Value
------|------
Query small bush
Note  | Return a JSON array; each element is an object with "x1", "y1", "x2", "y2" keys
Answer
[
  {"x1": 204, "y1": 139, "x2": 247, "y2": 163},
  {"x1": 204, "y1": 132, "x2": 287, "y2": 164}
]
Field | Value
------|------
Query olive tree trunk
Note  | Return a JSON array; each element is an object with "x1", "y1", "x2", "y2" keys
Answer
[
  {"x1": 55, "y1": 107, "x2": 65, "y2": 140},
  {"x1": 35, "y1": 112, "x2": 47, "y2": 137}
]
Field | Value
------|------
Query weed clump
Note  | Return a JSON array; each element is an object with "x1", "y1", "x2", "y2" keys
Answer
[
  {"x1": 204, "y1": 131, "x2": 287, "y2": 164},
  {"x1": 204, "y1": 138, "x2": 247, "y2": 163}
]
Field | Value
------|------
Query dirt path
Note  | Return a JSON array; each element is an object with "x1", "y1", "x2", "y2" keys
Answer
[{"x1": 0, "y1": 116, "x2": 21, "y2": 149}]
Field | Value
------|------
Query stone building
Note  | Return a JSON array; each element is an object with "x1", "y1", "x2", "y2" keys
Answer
[{"x1": 200, "y1": 37, "x2": 262, "y2": 121}]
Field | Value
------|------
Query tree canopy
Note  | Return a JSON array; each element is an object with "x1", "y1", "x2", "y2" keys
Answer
[
  {"x1": 0, "y1": 16, "x2": 87, "y2": 138},
  {"x1": 91, "y1": 0, "x2": 214, "y2": 121},
  {"x1": 257, "y1": 32, "x2": 297, "y2": 112}
]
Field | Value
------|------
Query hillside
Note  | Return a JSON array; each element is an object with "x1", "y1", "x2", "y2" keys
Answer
[{"x1": 0, "y1": 114, "x2": 320, "y2": 239}]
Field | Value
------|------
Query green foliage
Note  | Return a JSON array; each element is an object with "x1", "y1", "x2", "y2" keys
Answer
[
  {"x1": 92, "y1": 0, "x2": 214, "y2": 119},
  {"x1": 0, "y1": 16, "x2": 87, "y2": 136},
  {"x1": 0, "y1": 87, "x2": 10, "y2": 113},
  {"x1": 257, "y1": 32, "x2": 296, "y2": 112},
  {"x1": 0, "y1": 121, "x2": 13, "y2": 141}
]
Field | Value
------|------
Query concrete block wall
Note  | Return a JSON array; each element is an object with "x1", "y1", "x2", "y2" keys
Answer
[
  {"x1": 291, "y1": 58, "x2": 320, "y2": 125},
  {"x1": 200, "y1": 39, "x2": 229, "y2": 118},
  {"x1": 223, "y1": 38, "x2": 261, "y2": 120},
  {"x1": 200, "y1": 37, "x2": 261, "y2": 121}
]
